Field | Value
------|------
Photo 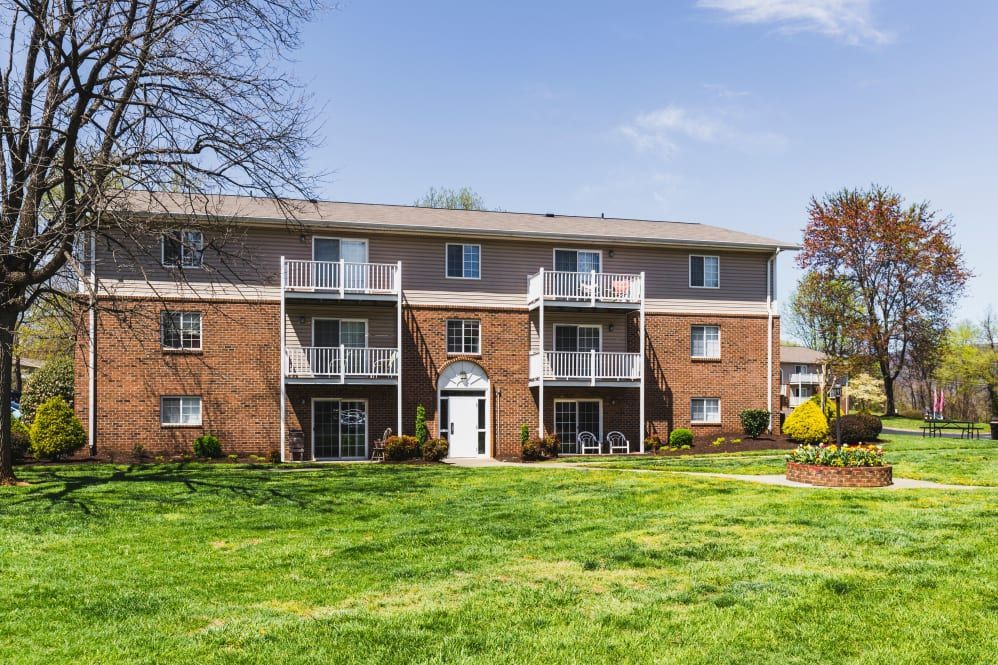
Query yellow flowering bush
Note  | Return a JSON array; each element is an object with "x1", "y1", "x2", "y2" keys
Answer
[{"x1": 783, "y1": 400, "x2": 829, "y2": 445}]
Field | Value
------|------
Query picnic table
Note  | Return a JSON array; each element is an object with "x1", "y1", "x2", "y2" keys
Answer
[{"x1": 921, "y1": 418, "x2": 983, "y2": 439}]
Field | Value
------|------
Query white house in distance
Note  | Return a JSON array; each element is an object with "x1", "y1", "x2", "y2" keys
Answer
[{"x1": 780, "y1": 345, "x2": 828, "y2": 412}]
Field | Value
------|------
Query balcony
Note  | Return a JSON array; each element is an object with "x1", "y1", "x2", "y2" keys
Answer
[
  {"x1": 282, "y1": 259, "x2": 400, "y2": 299},
  {"x1": 788, "y1": 373, "x2": 822, "y2": 384},
  {"x1": 529, "y1": 350, "x2": 641, "y2": 387},
  {"x1": 788, "y1": 394, "x2": 816, "y2": 408},
  {"x1": 527, "y1": 269, "x2": 643, "y2": 309},
  {"x1": 284, "y1": 346, "x2": 399, "y2": 384}
]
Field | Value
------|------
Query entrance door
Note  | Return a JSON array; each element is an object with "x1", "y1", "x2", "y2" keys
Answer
[{"x1": 443, "y1": 390, "x2": 487, "y2": 457}]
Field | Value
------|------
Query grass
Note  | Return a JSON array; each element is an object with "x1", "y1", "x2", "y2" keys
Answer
[
  {"x1": 1, "y1": 460, "x2": 996, "y2": 664},
  {"x1": 572, "y1": 434, "x2": 998, "y2": 487}
]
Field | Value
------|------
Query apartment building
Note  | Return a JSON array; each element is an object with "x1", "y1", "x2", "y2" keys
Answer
[
  {"x1": 74, "y1": 194, "x2": 796, "y2": 460},
  {"x1": 779, "y1": 346, "x2": 828, "y2": 412}
]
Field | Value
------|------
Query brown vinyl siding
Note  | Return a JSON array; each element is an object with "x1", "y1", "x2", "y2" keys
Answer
[
  {"x1": 529, "y1": 311, "x2": 629, "y2": 353},
  {"x1": 284, "y1": 304, "x2": 397, "y2": 348},
  {"x1": 98, "y1": 227, "x2": 771, "y2": 307}
]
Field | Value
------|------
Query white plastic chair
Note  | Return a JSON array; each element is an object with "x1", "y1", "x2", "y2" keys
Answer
[
  {"x1": 578, "y1": 431, "x2": 601, "y2": 455},
  {"x1": 607, "y1": 431, "x2": 629, "y2": 454}
]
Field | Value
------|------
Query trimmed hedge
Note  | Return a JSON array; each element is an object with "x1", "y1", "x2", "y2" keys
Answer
[
  {"x1": 739, "y1": 409, "x2": 770, "y2": 438},
  {"x1": 385, "y1": 435, "x2": 420, "y2": 461},
  {"x1": 421, "y1": 437, "x2": 449, "y2": 462},
  {"x1": 20, "y1": 356, "x2": 73, "y2": 424},
  {"x1": 11, "y1": 417, "x2": 30, "y2": 461},
  {"x1": 783, "y1": 400, "x2": 829, "y2": 445},
  {"x1": 522, "y1": 434, "x2": 559, "y2": 461},
  {"x1": 193, "y1": 433, "x2": 223, "y2": 458},
  {"x1": 28, "y1": 396, "x2": 86, "y2": 460},
  {"x1": 669, "y1": 428, "x2": 694, "y2": 449},
  {"x1": 829, "y1": 414, "x2": 883, "y2": 444}
]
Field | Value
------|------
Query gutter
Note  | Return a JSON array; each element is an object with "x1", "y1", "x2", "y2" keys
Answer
[{"x1": 766, "y1": 248, "x2": 781, "y2": 433}]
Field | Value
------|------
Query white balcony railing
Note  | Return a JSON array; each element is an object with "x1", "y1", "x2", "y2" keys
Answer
[
  {"x1": 283, "y1": 259, "x2": 399, "y2": 296},
  {"x1": 788, "y1": 395, "x2": 814, "y2": 408},
  {"x1": 285, "y1": 346, "x2": 399, "y2": 380},
  {"x1": 529, "y1": 350, "x2": 641, "y2": 384},
  {"x1": 788, "y1": 373, "x2": 822, "y2": 384},
  {"x1": 528, "y1": 269, "x2": 643, "y2": 305}
]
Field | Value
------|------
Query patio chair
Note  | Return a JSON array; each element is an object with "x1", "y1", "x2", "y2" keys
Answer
[
  {"x1": 371, "y1": 427, "x2": 392, "y2": 461},
  {"x1": 578, "y1": 431, "x2": 601, "y2": 455},
  {"x1": 370, "y1": 350, "x2": 399, "y2": 377},
  {"x1": 606, "y1": 430, "x2": 629, "y2": 454}
]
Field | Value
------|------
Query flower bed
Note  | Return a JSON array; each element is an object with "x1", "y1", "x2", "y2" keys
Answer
[{"x1": 786, "y1": 444, "x2": 892, "y2": 487}]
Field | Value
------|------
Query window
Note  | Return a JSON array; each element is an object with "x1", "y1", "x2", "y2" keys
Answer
[
  {"x1": 689, "y1": 255, "x2": 719, "y2": 288},
  {"x1": 446, "y1": 243, "x2": 481, "y2": 279},
  {"x1": 691, "y1": 398, "x2": 721, "y2": 424},
  {"x1": 553, "y1": 325, "x2": 601, "y2": 352},
  {"x1": 554, "y1": 400, "x2": 601, "y2": 454},
  {"x1": 162, "y1": 230, "x2": 204, "y2": 267},
  {"x1": 313, "y1": 399, "x2": 367, "y2": 459},
  {"x1": 312, "y1": 319, "x2": 367, "y2": 347},
  {"x1": 554, "y1": 249, "x2": 601, "y2": 273},
  {"x1": 161, "y1": 396, "x2": 202, "y2": 426},
  {"x1": 690, "y1": 325, "x2": 720, "y2": 359},
  {"x1": 446, "y1": 319, "x2": 480, "y2": 354},
  {"x1": 161, "y1": 312, "x2": 202, "y2": 350}
]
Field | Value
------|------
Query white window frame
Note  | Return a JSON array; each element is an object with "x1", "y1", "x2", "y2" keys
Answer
[
  {"x1": 161, "y1": 230, "x2": 204, "y2": 268},
  {"x1": 690, "y1": 324, "x2": 721, "y2": 359},
  {"x1": 311, "y1": 397, "x2": 369, "y2": 460},
  {"x1": 310, "y1": 318, "x2": 369, "y2": 347},
  {"x1": 689, "y1": 254, "x2": 720, "y2": 289},
  {"x1": 553, "y1": 398, "x2": 604, "y2": 452},
  {"x1": 552, "y1": 248, "x2": 602, "y2": 272},
  {"x1": 160, "y1": 396, "x2": 202, "y2": 427},
  {"x1": 552, "y1": 324, "x2": 602, "y2": 352},
  {"x1": 691, "y1": 397, "x2": 721, "y2": 425},
  {"x1": 161, "y1": 311, "x2": 203, "y2": 351},
  {"x1": 445, "y1": 243, "x2": 481, "y2": 280},
  {"x1": 446, "y1": 319, "x2": 481, "y2": 355},
  {"x1": 311, "y1": 236, "x2": 369, "y2": 262}
]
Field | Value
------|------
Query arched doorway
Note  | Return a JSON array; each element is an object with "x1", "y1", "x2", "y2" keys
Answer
[{"x1": 437, "y1": 361, "x2": 490, "y2": 458}]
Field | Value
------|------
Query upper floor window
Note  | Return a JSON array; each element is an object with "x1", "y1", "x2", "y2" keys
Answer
[
  {"x1": 446, "y1": 319, "x2": 480, "y2": 354},
  {"x1": 689, "y1": 255, "x2": 719, "y2": 288},
  {"x1": 554, "y1": 249, "x2": 601, "y2": 273},
  {"x1": 313, "y1": 237, "x2": 368, "y2": 263},
  {"x1": 554, "y1": 324, "x2": 601, "y2": 352},
  {"x1": 161, "y1": 396, "x2": 202, "y2": 427},
  {"x1": 691, "y1": 397, "x2": 721, "y2": 424},
  {"x1": 162, "y1": 230, "x2": 204, "y2": 267},
  {"x1": 313, "y1": 318, "x2": 367, "y2": 348},
  {"x1": 446, "y1": 244, "x2": 480, "y2": 279},
  {"x1": 691, "y1": 325, "x2": 720, "y2": 359},
  {"x1": 161, "y1": 311, "x2": 202, "y2": 350}
]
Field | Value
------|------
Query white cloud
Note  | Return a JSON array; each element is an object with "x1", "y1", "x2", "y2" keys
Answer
[
  {"x1": 696, "y1": 0, "x2": 893, "y2": 45},
  {"x1": 616, "y1": 105, "x2": 786, "y2": 157}
]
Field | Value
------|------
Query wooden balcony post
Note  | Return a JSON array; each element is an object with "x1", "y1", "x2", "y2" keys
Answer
[
  {"x1": 339, "y1": 258, "x2": 346, "y2": 298},
  {"x1": 590, "y1": 348, "x2": 596, "y2": 386}
]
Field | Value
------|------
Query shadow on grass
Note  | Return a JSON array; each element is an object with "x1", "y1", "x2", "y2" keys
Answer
[{"x1": 3, "y1": 462, "x2": 442, "y2": 516}]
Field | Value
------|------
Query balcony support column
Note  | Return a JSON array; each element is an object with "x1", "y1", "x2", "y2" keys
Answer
[
  {"x1": 279, "y1": 256, "x2": 287, "y2": 462},
  {"x1": 538, "y1": 274, "x2": 545, "y2": 438},
  {"x1": 397, "y1": 261, "x2": 403, "y2": 437},
  {"x1": 639, "y1": 272, "x2": 646, "y2": 454}
]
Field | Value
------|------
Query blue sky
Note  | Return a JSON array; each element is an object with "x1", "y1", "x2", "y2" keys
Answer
[{"x1": 293, "y1": 0, "x2": 997, "y2": 326}]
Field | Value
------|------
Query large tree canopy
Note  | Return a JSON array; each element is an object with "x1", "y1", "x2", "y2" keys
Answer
[
  {"x1": 0, "y1": 0, "x2": 323, "y2": 483},
  {"x1": 797, "y1": 185, "x2": 970, "y2": 416}
]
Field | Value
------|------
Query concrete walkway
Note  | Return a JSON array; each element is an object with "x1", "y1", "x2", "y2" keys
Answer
[{"x1": 443, "y1": 457, "x2": 991, "y2": 490}]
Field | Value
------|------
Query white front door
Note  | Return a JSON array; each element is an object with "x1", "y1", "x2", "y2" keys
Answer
[{"x1": 447, "y1": 392, "x2": 486, "y2": 458}]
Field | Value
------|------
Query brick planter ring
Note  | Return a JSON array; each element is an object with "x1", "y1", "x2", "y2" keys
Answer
[{"x1": 786, "y1": 462, "x2": 893, "y2": 487}]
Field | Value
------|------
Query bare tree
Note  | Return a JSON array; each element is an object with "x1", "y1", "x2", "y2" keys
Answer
[{"x1": 0, "y1": 0, "x2": 324, "y2": 484}]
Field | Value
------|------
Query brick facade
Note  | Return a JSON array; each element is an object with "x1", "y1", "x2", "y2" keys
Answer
[{"x1": 76, "y1": 298, "x2": 782, "y2": 460}]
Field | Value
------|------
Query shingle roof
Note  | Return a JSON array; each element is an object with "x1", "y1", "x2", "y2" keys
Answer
[
  {"x1": 115, "y1": 191, "x2": 800, "y2": 251},
  {"x1": 780, "y1": 346, "x2": 827, "y2": 364}
]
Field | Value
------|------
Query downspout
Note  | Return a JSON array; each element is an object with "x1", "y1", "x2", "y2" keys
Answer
[
  {"x1": 279, "y1": 256, "x2": 286, "y2": 462},
  {"x1": 766, "y1": 249, "x2": 781, "y2": 433},
  {"x1": 88, "y1": 231, "x2": 97, "y2": 457}
]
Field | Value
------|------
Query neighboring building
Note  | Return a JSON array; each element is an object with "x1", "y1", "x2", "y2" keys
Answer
[
  {"x1": 75, "y1": 194, "x2": 796, "y2": 460},
  {"x1": 780, "y1": 346, "x2": 828, "y2": 412}
]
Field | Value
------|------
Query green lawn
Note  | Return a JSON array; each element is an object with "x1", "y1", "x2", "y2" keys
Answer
[
  {"x1": 1, "y1": 461, "x2": 996, "y2": 664},
  {"x1": 571, "y1": 433, "x2": 998, "y2": 486}
]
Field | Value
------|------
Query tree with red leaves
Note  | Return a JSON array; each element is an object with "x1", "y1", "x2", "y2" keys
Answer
[{"x1": 797, "y1": 186, "x2": 970, "y2": 416}]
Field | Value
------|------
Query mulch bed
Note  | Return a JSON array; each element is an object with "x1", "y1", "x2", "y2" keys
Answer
[{"x1": 652, "y1": 436, "x2": 796, "y2": 456}]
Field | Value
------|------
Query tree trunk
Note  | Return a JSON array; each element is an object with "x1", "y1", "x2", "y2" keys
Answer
[
  {"x1": 883, "y1": 375, "x2": 897, "y2": 416},
  {"x1": 988, "y1": 384, "x2": 998, "y2": 419},
  {"x1": 0, "y1": 309, "x2": 18, "y2": 484},
  {"x1": 13, "y1": 355, "x2": 21, "y2": 395}
]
